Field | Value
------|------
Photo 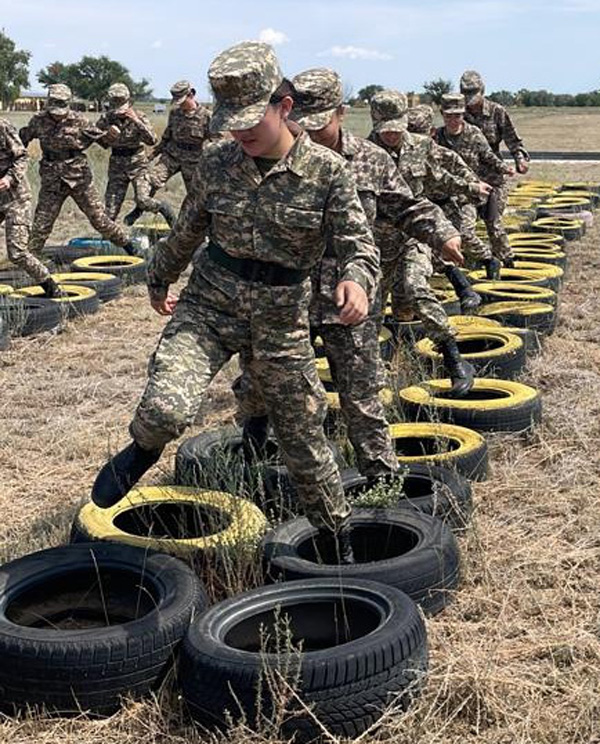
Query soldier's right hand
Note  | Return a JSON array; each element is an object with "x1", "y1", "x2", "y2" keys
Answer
[
  {"x1": 107, "y1": 125, "x2": 121, "y2": 139},
  {"x1": 478, "y1": 181, "x2": 493, "y2": 197},
  {"x1": 150, "y1": 290, "x2": 178, "y2": 316},
  {"x1": 441, "y1": 236, "x2": 464, "y2": 266},
  {"x1": 0, "y1": 176, "x2": 11, "y2": 191}
]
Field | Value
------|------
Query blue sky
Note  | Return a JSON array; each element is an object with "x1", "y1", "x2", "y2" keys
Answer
[{"x1": 2, "y1": 0, "x2": 600, "y2": 99}]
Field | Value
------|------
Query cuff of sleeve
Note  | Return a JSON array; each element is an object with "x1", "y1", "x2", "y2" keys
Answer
[
  {"x1": 340, "y1": 268, "x2": 371, "y2": 296},
  {"x1": 468, "y1": 182, "x2": 481, "y2": 198},
  {"x1": 148, "y1": 281, "x2": 169, "y2": 303}
]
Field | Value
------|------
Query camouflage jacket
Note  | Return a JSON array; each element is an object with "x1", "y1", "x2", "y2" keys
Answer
[
  {"x1": 369, "y1": 129, "x2": 480, "y2": 201},
  {"x1": 428, "y1": 142, "x2": 481, "y2": 204},
  {"x1": 148, "y1": 130, "x2": 379, "y2": 307},
  {"x1": 434, "y1": 121, "x2": 513, "y2": 187},
  {"x1": 465, "y1": 98, "x2": 528, "y2": 161},
  {"x1": 19, "y1": 110, "x2": 105, "y2": 188},
  {"x1": 0, "y1": 118, "x2": 30, "y2": 206},
  {"x1": 154, "y1": 104, "x2": 212, "y2": 161},
  {"x1": 96, "y1": 109, "x2": 157, "y2": 171},
  {"x1": 311, "y1": 129, "x2": 459, "y2": 323}
]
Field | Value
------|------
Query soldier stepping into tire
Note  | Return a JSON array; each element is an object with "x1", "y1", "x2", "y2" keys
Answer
[
  {"x1": 19, "y1": 84, "x2": 139, "y2": 260},
  {"x1": 124, "y1": 80, "x2": 212, "y2": 227}
]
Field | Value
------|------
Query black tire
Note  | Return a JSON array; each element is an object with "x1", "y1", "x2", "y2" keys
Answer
[
  {"x1": 71, "y1": 255, "x2": 147, "y2": 284},
  {"x1": 471, "y1": 281, "x2": 557, "y2": 306},
  {"x1": 42, "y1": 244, "x2": 99, "y2": 266},
  {"x1": 399, "y1": 379, "x2": 542, "y2": 433},
  {"x1": 51, "y1": 272, "x2": 122, "y2": 302},
  {"x1": 0, "y1": 542, "x2": 207, "y2": 716},
  {"x1": 264, "y1": 509, "x2": 460, "y2": 615},
  {"x1": 0, "y1": 315, "x2": 9, "y2": 351},
  {"x1": 0, "y1": 296, "x2": 63, "y2": 336},
  {"x1": 477, "y1": 301, "x2": 557, "y2": 335},
  {"x1": 15, "y1": 284, "x2": 101, "y2": 319},
  {"x1": 0, "y1": 263, "x2": 56, "y2": 290},
  {"x1": 502, "y1": 326, "x2": 543, "y2": 355},
  {"x1": 180, "y1": 579, "x2": 428, "y2": 741},
  {"x1": 388, "y1": 422, "x2": 489, "y2": 481},
  {"x1": 175, "y1": 427, "x2": 345, "y2": 522},
  {"x1": 340, "y1": 463, "x2": 473, "y2": 530},
  {"x1": 415, "y1": 329, "x2": 527, "y2": 380}
]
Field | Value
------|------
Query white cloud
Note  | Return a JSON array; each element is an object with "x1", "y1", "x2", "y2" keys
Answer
[
  {"x1": 258, "y1": 28, "x2": 290, "y2": 46},
  {"x1": 151, "y1": 39, "x2": 163, "y2": 49},
  {"x1": 318, "y1": 45, "x2": 393, "y2": 61}
]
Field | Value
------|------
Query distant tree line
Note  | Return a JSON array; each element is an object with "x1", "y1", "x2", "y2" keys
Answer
[{"x1": 489, "y1": 89, "x2": 600, "y2": 107}]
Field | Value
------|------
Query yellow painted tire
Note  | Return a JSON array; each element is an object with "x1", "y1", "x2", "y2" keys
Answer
[
  {"x1": 561, "y1": 181, "x2": 600, "y2": 195},
  {"x1": 531, "y1": 217, "x2": 584, "y2": 241},
  {"x1": 0, "y1": 284, "x2": 13, "y2": 296},
  {"x1": 71, "y1": 486, "x2": 268, "y2": 557},
  {"x1": 13, "y1": 283, "x2": 100, "y2": 317},
  {"x1": 416, "y1": 328, "x2": 526, "y2": 379},
  {"x1": 71, "y1": 254, "x2": 147, "y2": 284},
  {"x1": 467, "y1": 268, "x2": 553, "y2": 289},
  {"x1": 388, "y1": 422, "x2": 488, "y2": 480},
  {"x1": 477, "y1": 300, "x2": 556, "y2": 335},
  {"x1": 399, "y1": 379, "x2": 542, "y2": 433},
  {"x1": 448, "y1": 315, "x2": 501, "y2": 330},
  {"x1": 471, "y1": 281, "x2": 557, "y2": 306},
  {"x1": 508, "y1": 231, "x2": 565, "y2": 247},
  {"x1": 51, "y1": 271, "x2": 122, "y2": 302},
  {"x1": 512, "y1": 248, "x2": 567, "y2": 270}
]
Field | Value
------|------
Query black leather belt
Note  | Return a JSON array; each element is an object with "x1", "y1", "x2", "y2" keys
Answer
[
  {"x1": 174, "y1": 141, "x2": 202, "y2": 152},
  {"x1": 112, "y1": 146, "x2": 142, "y2": 157},
  {"x1": 42, "y1": 149, "x2": 84, "y2": 162},
  {"x1": 207, "y1": 241, "x2": 309, "y2": 286}
]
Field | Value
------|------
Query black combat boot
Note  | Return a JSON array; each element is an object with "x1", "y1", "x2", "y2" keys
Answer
[
  {"x1": 123, "y1": 206, "x2": 144, "y2": 226},
  {"x1": 483, "y1": 257, "x2": 502, "y2": 281},
  {"x1": 158, "y1": 202, "x2": 178, "y2": 228},
  {"x1": 241, "y1": 415, "x2": 270, "y2": 462},
  {"x1": 437, "y1": 338, "x2": 475, "y2": 397},
  {"x1": 91, "y1": 440, "x2": 164, "y2": 508},
  {"x1": 503, "y1": 257, "x2": 515, "y2": 269},
  {"x1": 40, "y1": 277, "x2": 67, "y2": 298},
  {"x1": 444, "y1": 265, "x2": 482, "y2": 314}
]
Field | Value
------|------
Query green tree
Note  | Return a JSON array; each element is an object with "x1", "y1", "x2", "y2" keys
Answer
[
  {"x1": 488, "y1": 90, "x2": 516, "y2": 107},
  {"x1": 356, "y1": 84, "x2": 384, "y2": 102},
  {"x1": 0, "y1": 30, "x2": 31, "y2": 109},
  {"x1": 422, "y1": 78, "x2": 452, "y2": 105},
  {"x1": 38, "y1": 55, "x2": 152, "y2": 109}
]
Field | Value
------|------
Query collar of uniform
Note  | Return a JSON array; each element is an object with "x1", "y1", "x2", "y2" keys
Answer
[{"x1": 226, "y1": 129, "x2": 312, "y2": 178}]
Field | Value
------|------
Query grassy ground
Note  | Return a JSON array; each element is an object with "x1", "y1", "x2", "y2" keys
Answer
[{"x1": 1, "y1": 112, "x2": 600, "y2": 743}]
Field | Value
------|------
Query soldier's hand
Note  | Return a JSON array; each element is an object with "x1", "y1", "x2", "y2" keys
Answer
[
  {"x1": 478, "y1": 181, "x2": 493, "y2": 197},
  {"x1": 441, "y1": 237, "x2": 464, "y2": 266},
  {"x1": 335, "y1": 280, "x2": 368, "y2": 325},
  {"x1": 505, "y1": 165, "x2": 516, "y2": 177},
  {"x1": 516, "y1": 160, "x2": 529, "y2": 175},
  {"x1": 0, "y1": 176, "x2": 10, "y2": 191},
  {"x1": 123, "y1": 108, "x2": 139, "y2": 122},
  {"x1": 107, "y1": 125, "x2": 121, "y2": 139},
  {"x1": 151, "y1": 290, "x2": 178, "y2": 316}
]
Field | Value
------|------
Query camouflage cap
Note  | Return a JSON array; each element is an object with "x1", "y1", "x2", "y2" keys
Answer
[
  {"x1": 460, "y1": 70, "x2": 485, "y2": 94},
  {"x1": 289, "y1": 68, "x2": 343, "y2": 131},
  {"x1": 370, "y1": 89, "x2": 408, "y2": 133},
  {"x1": 46, "y1": 83, "x2": 72, "y2": 115},
  {"x1": 440, "y1": 93, "x2": 466, "y2": 115},
  {"x1": 170, "y1": 80, "x2": 194, "y2": 107},
  {"x1": 208, "y1": 41, "x2": 283, "y2": 132},
  {"x1": 407, "y1": 104, "x2": 434, "y2": 134},
  {"x1": 107, "y1": 83, "x2": 131, "y2": 113}
]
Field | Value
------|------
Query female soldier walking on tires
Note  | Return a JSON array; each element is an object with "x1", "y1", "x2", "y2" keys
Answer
[{"x1": 92, "y1": 41, "x2": 380, "y2": 560}]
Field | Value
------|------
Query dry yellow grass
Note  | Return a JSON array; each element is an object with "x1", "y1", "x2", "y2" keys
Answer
[{"x1": 0, "y1": 113, "x2": 599, "y2": 743}]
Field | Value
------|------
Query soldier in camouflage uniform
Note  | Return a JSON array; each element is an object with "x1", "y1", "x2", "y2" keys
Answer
[
  {"x1": 95, "y1": 84, "x2": 173, "y2": 225},
  {"x1": 238, "y1": 69, "x2": 472, "y2": 463},
  {"x1": 92, "y1": 43, "x2": 382, "y2": 558},
  {"x1": 19, "y1": 84, "x2": 137, "y2": 258},
  {"x1": 0, "y1": 118, "x2": 63, "y2": 296},
  {"x1": 435, "y1": 93, "x2": 516, "y2": 277},
  {"x1": 368, "y1": 90, "x2": 489, "y2": 316},
  {"x1": 124, "y1": 80, "x2": 212, "y2": 226},
  {"x1": 460, "y1": 70, "x2": 530, "y2": 266}
]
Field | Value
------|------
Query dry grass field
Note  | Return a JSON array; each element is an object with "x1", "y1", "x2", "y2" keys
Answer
[{"x1": 0, "y1": 109, "x2": 599, "y2": 744}]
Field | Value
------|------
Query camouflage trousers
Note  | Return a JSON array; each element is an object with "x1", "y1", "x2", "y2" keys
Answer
[
  {"x1": 130, "y1": 254, "x2": 349, "y2": 531},
  {"x1": 478, "y1": 182, "x2": 512, "y2": 261},
  {"x1": 136, "y1": 151, "x2": 199, "y2": 213},
  {"x1": 105, "y1": 156, "x2": 151, "y2": 220},
  {"x1": 0, "y1": 191, "x2": 49, "y2": 283},
  {"x1": 383, "y1": 241, "x2": 454, "y2": 345},
  {"x1": 29, "y1": 176, "x2": 130, "y2": 255},
  {"x1": 234, "y1": 318, "x2": 398, "y2": 479},
  {"x1": 442, "y1": 200, "x2": 492, "y2": 263}
]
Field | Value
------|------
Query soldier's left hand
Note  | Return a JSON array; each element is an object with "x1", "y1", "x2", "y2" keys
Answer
[
  {"x1": 441, "y1": 236, "x2": 464, "y2": 266},
  {"x1": 123, "y1": 108, "x2": 139, "y2": 121},
  {"x1": 335, "y1": 281, "x2": 368, "y2": 325},
  {"x1": 516, "y1": 160, "x2": 529, "y2": 174},
  {"x1": 0, "y1": 176, "x2": 10, "y2": 191}
]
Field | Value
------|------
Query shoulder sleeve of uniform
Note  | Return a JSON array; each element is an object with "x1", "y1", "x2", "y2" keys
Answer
[
  {"x1": 147, "y1": 154, "x2": 210, "y2": 294},
  {"x1": 134, "y1": 111, "x2": 158, "y2": 145},
  {"x1": 18, "y1": 114, "x2": 40, "y2": 146},
  {"x1": 1, "y1": 120, "x2": 28, "y2": 185},
  {"x1": 324, "y1": 157, "x2": 379, "y2": 298},
  {"x1": 496, "y1": 103, "x2": 526, "y2": 158}
]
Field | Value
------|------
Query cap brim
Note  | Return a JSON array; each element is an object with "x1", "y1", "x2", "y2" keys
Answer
[
  {"x1": 47, "y1": 106, "x2": 68, "y2": 115},
  {"x1": 110, "y1": 102, "x2": 130, "y2": 115},
  {"x1": 171, "y1": 94, "x2": 189, "y2": 108},
  {"x1": 291, "y1": 108, "x2": 336, "y2": 131},
  {"x1": 210, "y1": 98, "x2": 270, "y2": 133},
  {"x1": 442, "y1": 108, "x2": 465, "y2": 115},
  {"x1": 374, "y1": 117, "x2": 407, "y2": 133}
]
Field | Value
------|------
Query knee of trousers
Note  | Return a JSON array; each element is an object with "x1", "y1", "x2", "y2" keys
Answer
[
  {"x1": 231, "y1": 372, "x2": 268, "y2": 419},
  {"x1": 129, "y1": 396, "x2": 194, "y2": 451}
]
